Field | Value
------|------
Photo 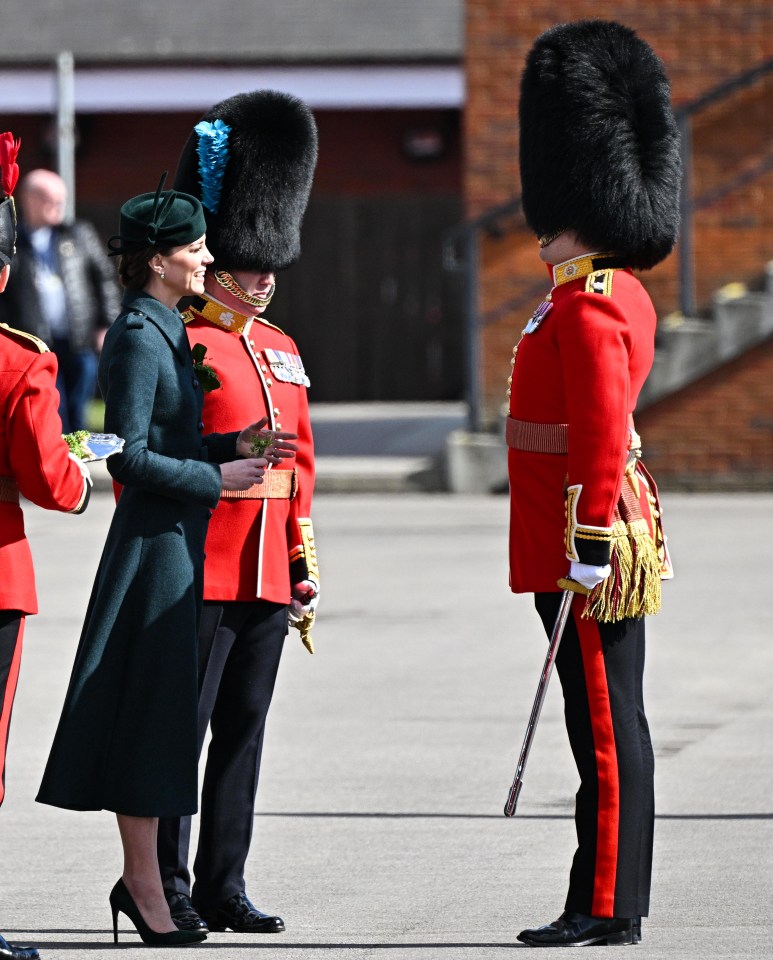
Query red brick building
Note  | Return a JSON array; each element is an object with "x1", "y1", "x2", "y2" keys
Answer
[
  {"x1": 465, "y1": 0, "x2": 773, "y2": 485},
  {"x1": 638, "y1": 337, "x2": 773, "y2": 489}
]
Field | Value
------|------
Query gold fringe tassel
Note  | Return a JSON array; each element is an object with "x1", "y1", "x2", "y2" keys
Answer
[{"x1": 583, "y1": 519, "x2": 662, "y2": 623}]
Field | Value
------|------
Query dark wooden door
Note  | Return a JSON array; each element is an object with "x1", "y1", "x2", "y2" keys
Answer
[{"x1": 266, "y1": 195, "x2": 463, "y2": 401}]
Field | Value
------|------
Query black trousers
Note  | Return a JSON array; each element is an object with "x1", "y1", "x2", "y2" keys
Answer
[
  {"x1": 535, "y1": 592, "x2": 654, "y2": 920},
  {"x1": 0, "y1": 612, "x2": 24, "y2": 809},
  {"x1": 158, "y1": 600, "x2": 287, "y2": 909}
]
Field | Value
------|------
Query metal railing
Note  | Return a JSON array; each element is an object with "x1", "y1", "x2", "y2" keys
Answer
[
  {"x1": 443, "y1": 198, "x2": 527, "y2": 430},
  {"x1": 444, "y1": 56, "x2": 773, "y2": 431},
  {"x1": 676, "y1": 57, "x2": 773, "y2": 316}
]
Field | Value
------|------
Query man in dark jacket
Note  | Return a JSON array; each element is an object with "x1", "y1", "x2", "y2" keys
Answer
[{"x1": 0, "y1": 169, "x2": 120, "y2": 431}]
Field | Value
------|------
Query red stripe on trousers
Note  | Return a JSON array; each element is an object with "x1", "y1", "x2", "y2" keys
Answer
[
  {"x1": 0, "y1": 617, "x2": 25, "y2": 807},
  {"x1": 574, "y1": 605, "x2": 620, "y2": 917}
]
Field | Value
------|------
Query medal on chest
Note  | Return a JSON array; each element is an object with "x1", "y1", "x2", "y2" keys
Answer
[
  {"x1": 506, "y1": 295, "x2": 553, "y2": 399},
  {"x1": 264, "y1": 348, "x2": 311, "y2": 387},
  {"x1": 522, "y1": 297, "x2": 553, "y2": 334}
]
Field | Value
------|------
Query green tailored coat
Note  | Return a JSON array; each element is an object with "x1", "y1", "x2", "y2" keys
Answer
[{"x1": 37, "y1": 291, "x2": 238, "y2": 817}]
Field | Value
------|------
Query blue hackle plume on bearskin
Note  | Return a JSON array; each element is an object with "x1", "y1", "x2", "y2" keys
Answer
[
  {"x1": 175, "y1": 90, "x2": 317, "y2": 272},
  {"x1": 195, "y1": 119, "x2": 232, "y2": 213}
]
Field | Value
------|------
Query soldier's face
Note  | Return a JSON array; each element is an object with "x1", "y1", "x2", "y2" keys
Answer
[
  {"x1": 538, "y1": 229, "x2": 587, "y2": 265},
  {"x1": 232, "y1": 270, "x2": 276, "y2": 312}
]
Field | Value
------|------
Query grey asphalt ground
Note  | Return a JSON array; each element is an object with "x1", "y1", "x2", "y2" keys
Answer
[{"x1": 2, "y1": 491, "x2": 771, "y2": 959}]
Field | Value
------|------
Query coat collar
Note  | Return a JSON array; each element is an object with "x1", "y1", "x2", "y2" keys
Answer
[
  {"x1": 550, "y1": 253, "x2": 627, "y2": 287},
  {"x1": 122, "y1": 290, "x2": 190, "y2": 364},
  {"x1": 183, "y1": 292, "x2": 289, "y2": 337}
]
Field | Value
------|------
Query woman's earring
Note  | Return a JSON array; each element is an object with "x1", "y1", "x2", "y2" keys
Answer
[{"x1": 160, "y1": 271, "x2": 166, "y2": 280}]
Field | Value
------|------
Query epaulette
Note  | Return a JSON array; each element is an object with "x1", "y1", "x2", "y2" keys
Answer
[
  {"x1": 126, "y1": 312, "x2": 145, "y2": 329},
  {"x1": 0, "y1": 322, "x2": 49, "y2": 352},
  {"x1": 253, "y1": 314, "x2": 287, "y2": 335},
  {"x1": 585, "y1": 269, "x2": 615, "y2": 296},
  {"x1": 180, "y1": 308, "x2": 195, "y2": 325}
]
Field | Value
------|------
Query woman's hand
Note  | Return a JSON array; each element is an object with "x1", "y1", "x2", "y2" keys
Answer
[
  {"x1": 220, "y1": 458, "x2": 268, "y2": 491},
  {"x1": 236, "y1": 418, "x2": 299, "y2": 465},
  {"x1": 236, "y1": 418, "x2": 270, "y2": 457}
]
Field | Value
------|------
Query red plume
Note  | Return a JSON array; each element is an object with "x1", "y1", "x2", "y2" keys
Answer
[{"x1": 0, "y1": 133, "x2": 21, "y2": 198}]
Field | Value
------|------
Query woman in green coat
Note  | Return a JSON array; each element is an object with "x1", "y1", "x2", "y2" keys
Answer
[{"x1": 37, "y1": 179, "x2": 294, "y2": 946}]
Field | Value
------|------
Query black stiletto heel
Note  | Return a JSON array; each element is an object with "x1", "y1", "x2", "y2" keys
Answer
[{"x1": 109, "y1": 878, "x2": 206, "y2": 946}]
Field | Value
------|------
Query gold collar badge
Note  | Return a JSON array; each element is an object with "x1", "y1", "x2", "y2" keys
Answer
[{"x1": 184, "y1": 296, "x2": 252, "y2": 334}]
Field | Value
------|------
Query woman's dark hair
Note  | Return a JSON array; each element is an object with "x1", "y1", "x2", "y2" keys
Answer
[{"x1": 117, "y1": 245, "x2": 171, "y2": 290}]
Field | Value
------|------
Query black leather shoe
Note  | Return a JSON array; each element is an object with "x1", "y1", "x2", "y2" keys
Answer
[
  {"x1": 517, "y1": 912, "x2": 633, "y2": 947},
  {"x1": 167, "y1": 893, "x2": 209, "y2": 933},
  {"x1": 199, "y1": 892, "x2": 285, "y2": 933},
  {"x1": 0, "y1": 932, "x2": 40, "y2": 960},
  {"x1": 632, "y1": 917, "x2": 642, "y2": 944}
]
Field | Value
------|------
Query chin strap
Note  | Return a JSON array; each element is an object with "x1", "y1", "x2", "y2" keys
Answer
[{"x1": 214, "y1": 270, "x2": 275, "y2": 308}]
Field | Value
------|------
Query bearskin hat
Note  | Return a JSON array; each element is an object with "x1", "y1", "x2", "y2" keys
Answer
[
  {"x1": 0, "y1": 133, "x2": 21, "y2": 270},
  {"x1": 174, "y1": 90, "x2": 318, "y2": 272},
  {"x1": 519, "y1": 20, "x2": 681, "y2": 270}
]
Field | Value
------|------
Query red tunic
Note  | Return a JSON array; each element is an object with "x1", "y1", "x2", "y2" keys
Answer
[
  {"x1": 507, "y1": 258, "x2": 656, "y2": 594},
  {"x1": 0, "y1": 323, "x2": 90, "y2": 614},
  {"x1": 183, "y1": 291, "x2": 315, "y2": 604}
]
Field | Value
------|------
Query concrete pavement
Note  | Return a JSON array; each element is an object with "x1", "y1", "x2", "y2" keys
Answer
[{"x1": 2, "y1": 491, "x2": 771, "y2": 958}]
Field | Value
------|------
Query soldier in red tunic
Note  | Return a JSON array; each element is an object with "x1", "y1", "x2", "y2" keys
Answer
[
  {"x1": 506, "y1": 22, "x2": 681, "y2": 947},
  {"x1": 0, "y1": 134, "x2": 90, "y2": 960},
  {"x1": 157, "y1": 91, "x2": 318, "y2": 935}
]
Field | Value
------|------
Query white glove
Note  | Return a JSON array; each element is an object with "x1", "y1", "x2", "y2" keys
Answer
[
  {"x1": 68, "y1": 452, "x2": 93, "y2": 486},
  {"x1": 289, "y1": 578, "x2": 319, "y2": 623},
  {"x1": 569, "y1": 561, "x2": 611, "y2": 591}
]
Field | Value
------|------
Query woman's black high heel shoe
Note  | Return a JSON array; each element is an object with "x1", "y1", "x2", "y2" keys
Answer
[{"x1": 109, "y1": 878, "x2": 207, "y2": 946}]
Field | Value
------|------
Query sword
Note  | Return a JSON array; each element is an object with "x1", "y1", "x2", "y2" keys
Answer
[{"x1": 504, "y1": 580, "x2": 586, "y2": 817}]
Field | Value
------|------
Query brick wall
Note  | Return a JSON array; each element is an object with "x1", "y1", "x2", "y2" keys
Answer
[
  {"x1": 637, "y1": 336, "x2": 773, "y2": 489},
  {"x1": 467, "y1": 0, "x2": 773, "y2": 427}
]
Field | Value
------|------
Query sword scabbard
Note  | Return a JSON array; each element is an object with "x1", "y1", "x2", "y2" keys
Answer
[{"x1": 503, "y1": 588, "x2": 575, "y2": 816}]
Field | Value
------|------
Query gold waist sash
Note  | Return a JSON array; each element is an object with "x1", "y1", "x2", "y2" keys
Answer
[{"x1": 220, "y1": 468, "x2": 297, "y2": 501}]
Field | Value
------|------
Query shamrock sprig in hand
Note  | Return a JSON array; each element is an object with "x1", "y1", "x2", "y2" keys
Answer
[
  {"x1": 250, "y1": 431, "x2": 276, "y2": 456},
  {"x1": 62, "y1": 431, "x2": 125, "y2": 462},
  {"x1": 236, "y1": 419, "x2": 299, "y2": 465},
  {"x1": 63, "y1": 430, "x2": 91, "y2": 459},
  {"x1": 191, "y1": 343, "x2": 221, "y2": 393}
]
